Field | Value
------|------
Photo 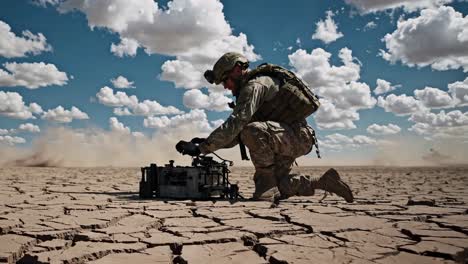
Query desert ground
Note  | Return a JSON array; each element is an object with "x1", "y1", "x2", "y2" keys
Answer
[{"x1": 0, "y1": 165, "x2": 467, "y2": 264}]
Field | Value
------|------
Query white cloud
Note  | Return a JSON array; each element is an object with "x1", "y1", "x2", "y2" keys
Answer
[
  {"x1": 448, "y1": 77, "x2": 468, "y2": 106},
  {"x1": 414, "y1": 87, "x2": 453, "y2": 109},
  {"x1": 109, "y1": 117, "x2": 130, "y2": 134},
  {"x1": 377, "y1": 94, "x2": 425, "y2": 116},
  {"x1": 364, "y1": 21, "x2": 377, "y2": 31},
  {"x1": 133, "y1": 100, "x2": 184, "y2": 116},
  {"x1": 113, "y1": 107, "x2": 132, "y2": 116},
  {"x1": 409, "y1": 109, "x2": 468, "y2": 139},
  {"x1": 0, "y1": 91, "x2": 41, "y2": 119},
  {"x1": 288, "y1": 47, "x2": 376, "y2": 129},
  {"x1": 96, "y1": 86, "x2": 183, "y2": 116},
  {"x1": 42, "y1": 106, "x2": 89, "y2": 123},
  {"x1": 29, "y1": 102, "x2": 44, "y2": 114},
  {"x1": 314, "y1": 99, "x2": 359, "y2": 130},
  {"x1": 96, "y1": 86, "x2": 138, "y2": 107},
  {"x1": 0, "y1": 20, "x2": 52, "y2": 58},
  {"x1": 183, "y1": 89, "x2": 231, "y2": 112},
  {"x1": 321, "y1": 133, "x2": 377, "y2": 151},
  {"x1": 56, "y1": 0, "x2": 260, "y2": 90},
  {"x1": 367, "y1": 123, "x2": 401, "y2": 135},
  {"x1": 0, "y1": 135, "x2": 25, "y2": 145},
  {"x1": 0, "y1": 62, "x2": 68, "y2": 89},
  {"x1": 18, "y1": 123, "x2": 40, "y2": 133},
  {"x1": 381, "y1": 6, "x2": 468, "y2": 72},
  {"x1": 0, "y1": 129, "x2": 9, "y2": 135},
  {"x1": 409, "y1": 110, "x2": 468, "y2": 127},
  {"x1": 374, "y1": 78, "x2": 400, "y2": 95},
  {"x1": 345, "y1": 0, "x2": 452, "y2": 13},
  {"x1": 144, "y1": 109, "x2": 213, "y2": 133},
  {"x1": 110, "y1": 75, "x2": 135, "y2": 89},
  {"x1": 32, "y1": 0, "x2": 61, "y2": 7},
  {"x1": 110, "y1": 37, "x2": 139, "y2": 57},
  {"x1": 311, "y1": 11, "x2": 344, "y2": 44}
]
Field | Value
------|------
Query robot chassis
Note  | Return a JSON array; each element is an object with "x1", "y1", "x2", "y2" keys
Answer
[{"x1": 139, "y1": 155, "x2": 243, "y2": 200}]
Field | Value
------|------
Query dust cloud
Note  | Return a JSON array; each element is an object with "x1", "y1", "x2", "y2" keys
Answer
[
  {"x1": 0, "y1": 126, "x2": 251, "y2": 168},
  {"x1": 1, "y1": 127, "x2": 466, "y2": 168}
]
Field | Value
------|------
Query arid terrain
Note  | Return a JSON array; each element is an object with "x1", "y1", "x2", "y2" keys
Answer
[{"x1": 0, "y1": 166, "x2": 467, "y2": 264}]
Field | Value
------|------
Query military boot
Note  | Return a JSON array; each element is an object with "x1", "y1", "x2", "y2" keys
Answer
[{"x1": 314, "y1": 168, "x2": 354, "y2": 203}]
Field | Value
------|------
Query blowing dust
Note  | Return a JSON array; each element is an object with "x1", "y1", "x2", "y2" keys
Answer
[
  {"x1": 0, "y1": 126, "x2": 251, "y2": 167},
  {"x1": 1, "y1": 127, "x2": 466, "y2": 167}
]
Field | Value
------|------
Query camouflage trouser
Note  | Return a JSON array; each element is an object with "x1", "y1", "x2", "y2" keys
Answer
[{"x1": 240, "y1": 120, "x2": 317, "y2": 199}]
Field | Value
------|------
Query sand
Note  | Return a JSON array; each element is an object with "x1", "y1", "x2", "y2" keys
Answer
[{"x1": 0, "y1": 166, "x2": 466, "y2": 263}]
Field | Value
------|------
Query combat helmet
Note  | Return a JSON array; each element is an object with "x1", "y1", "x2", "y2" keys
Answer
[{"x1": 204, "y1": 52, "x2": 249, "y2": 85}]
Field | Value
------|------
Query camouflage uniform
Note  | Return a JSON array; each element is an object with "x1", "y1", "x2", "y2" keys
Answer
[{"x1": 199, "y1": 75, "x2": 318, "y2": 199}]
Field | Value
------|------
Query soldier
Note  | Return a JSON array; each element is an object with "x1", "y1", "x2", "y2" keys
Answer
[{"x1": 176, "y1": 52, "x2": 353, "y2": 203}]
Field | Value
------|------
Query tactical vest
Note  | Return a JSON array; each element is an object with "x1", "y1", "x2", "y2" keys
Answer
[{"x1": 241, "y1": 63, "x2": 320, "y2": 124}]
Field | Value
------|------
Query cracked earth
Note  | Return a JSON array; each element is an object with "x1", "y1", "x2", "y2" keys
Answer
[{"x1": 0, "y1": 166, "x2": 467, "y2": 264}]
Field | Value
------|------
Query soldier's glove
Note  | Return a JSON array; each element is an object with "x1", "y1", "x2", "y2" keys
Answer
[
  {"x1": 190, "y1": 137, "x2": 206, "y2": 144},
  {"x1": 175, "y1": 140, "x2": 201, "y2": 156}
]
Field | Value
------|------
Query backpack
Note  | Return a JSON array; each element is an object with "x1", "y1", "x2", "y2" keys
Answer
[{"x1": 245, "y1": 63, "x2": 321, "y2": 122}]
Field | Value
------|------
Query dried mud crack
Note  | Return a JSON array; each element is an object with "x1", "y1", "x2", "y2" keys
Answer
[{"x1": 0, "y1": 166, "x2": 466, "y2": 263}]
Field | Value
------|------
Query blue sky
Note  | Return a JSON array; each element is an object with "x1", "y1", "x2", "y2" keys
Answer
[{"x1": 0, "y1": 0, "x2": 467, "y2": 166}]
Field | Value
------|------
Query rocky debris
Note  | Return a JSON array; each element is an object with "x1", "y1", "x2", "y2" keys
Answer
[{"x1": 0, "y1": 166, "x2": 465, "y2": 264}]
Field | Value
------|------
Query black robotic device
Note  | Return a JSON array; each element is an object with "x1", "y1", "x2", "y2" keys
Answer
[{"x1": 139, "y1": 155, "x2": 243, "y2": 200}]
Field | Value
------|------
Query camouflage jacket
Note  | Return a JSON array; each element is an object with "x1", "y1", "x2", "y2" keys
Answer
[{"x1": 199, "y1": 75, "x2": 283, "y2": 154}]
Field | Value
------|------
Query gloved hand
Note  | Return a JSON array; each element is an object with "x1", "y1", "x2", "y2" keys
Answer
[
  {"x1": 190, "y1": 137, "x2": 206, "y2": 144},
  {"x1": 175, "y1": 140, "x2": 201, "y2": 156}
]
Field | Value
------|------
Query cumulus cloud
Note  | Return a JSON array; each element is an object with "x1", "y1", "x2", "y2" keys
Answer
[
  {"x1": 367, "y1": 123, "x2": 401, "y2": 135},
  {"x1": 0, "y1": 129, "x2": 10, "y2": 135},
  {"x1": 183, "y1": 89, "x2": 231, "y2": 112},
  {"x1": 377, "y1": 94, "x2": 425, "y2": 116},
  {"x1": 144, "y1": 109, "x2": 214, "y2": 133},
  {"x1": 0, "y1": 20, "x2": 52, "y2": 58},
  {"x1": 0, "y1": 135, "x2": 25, "y2": 145},
  {"x1": 110, "y1": 75, "x2": 135, "y2": 89},
  {"x1": 0, "y1": 62, "x2": 68, "y2": 89},
  {"x1": 133, "y1": 100, "x2": 184, "y2": 116},
  {"x1": 96, "y1": 86, "x2": 138, "y2": 108},
  {"x1": 18, "y1": 123, "x2": 41, "y2": 133},
  {"x1": 409, "y1": 109, "x2": 468, "y2": 139},
  {"x1": 345, "y1": 0, "x2": 452, "y2": 13},
  {"x1": 54, "y1": 0, "x2": 260, "y2": 90},
  {"x1": 109, "y1": 116, "x2": 145, "y2": 137},
  {"x1": 113, "y1": 107, "x2": 132, "y2": 116},
  {"x1": 448, "y1": 77, "x2": 468, "y2": 106},
  {"x1": 364, "y1": 21, "x2": 377, "y2": 31},
  {"x1": 109, "y1": 117, "x2": 130, "y2": 134},
  {"x1": 374, "y1": 79, "x2": 400, "y2": 95},
  {"x1": 311, "y1": 11, "x2": 344, "y2": 44},
  {"x1": 42, "y1": 106, "x2": 89, "y2": 123},
  {"x1": 381, "y1": 6, "x2": 468, "y2": 72},
  {"x1": 31, "y1": 0, "x2": 61, "y2": 7},
  {"x1": 414, "y1": 87, "x2": 453, "y2": 109},
  {"x1": 96, "y1": 86, "x2": 182, "y2": 116},
  {"x1": 110, "y1": 37, "x2": 139, "y2": 57},
  {"x1": 0, "y1": 91, "x2": 42, "y2": 119},
  {"x1": 288, "y1": 47, "x2": 376, "y2": 129},
  {"x1": 320, "y1": 133, "x2": 377, "y2": 151},
  {"x1": 314, "y1": 99, "x2": 359, "y2": 130}
]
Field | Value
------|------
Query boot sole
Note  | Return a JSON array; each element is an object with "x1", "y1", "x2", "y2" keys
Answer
[{"x1": 322, "y1": 168, "x2": 354, "y2": 203}]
